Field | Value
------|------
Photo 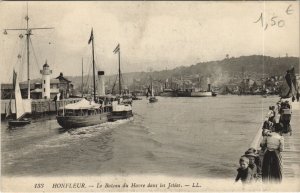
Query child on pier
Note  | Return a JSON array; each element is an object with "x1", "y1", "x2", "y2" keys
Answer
[
  {"x1": 235, "y1": 156, "x2": 253, "y2": 184},
  {"x1": 244, "y1": 149, "x2": 261, "y2": 181}
]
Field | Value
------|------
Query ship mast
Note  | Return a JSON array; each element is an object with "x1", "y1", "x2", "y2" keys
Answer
[
  {"x1": 113, "y1": 43, "x2": 121, "y2": 95},
  {"x1": 26, "y1": 12, "x2": 30, "y2": 100},
  {"x1": 118, "y1": 47, "x2": 121, "y2": 95},
  {"x1": 3, "y1": 4, "x2": 53, "y2": 99},
  {"x1": 82, "y1": 57, "x2": 84, "y2": 98},
  {"x1": 89, "y1": 29, "x2": 96, "y2": 102}
]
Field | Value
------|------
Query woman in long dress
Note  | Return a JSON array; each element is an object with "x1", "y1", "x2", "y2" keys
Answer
[{"x1": 260, "y1": 123, "x2": 284, "y2": 183}]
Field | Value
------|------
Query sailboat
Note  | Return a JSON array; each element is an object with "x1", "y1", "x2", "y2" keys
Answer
[
  {"x1": 8, "y1": 70, "x2": 31, "y2": 127},
  {"x1": 148, "y1": 76, "x2": 158, "y2": 103},
  {"x1": 56, "y1": 29, "x2": 112, "y2": 129},
  {"x1": 108, "y1": 44, "x2": 133, "y2": 121}
]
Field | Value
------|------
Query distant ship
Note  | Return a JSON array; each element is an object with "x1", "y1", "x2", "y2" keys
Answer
[
  {"x1": 176, "y1": 89, "x2": 192, "y2": 97},
  {"x1": 190, "y1": 78, "x2": 217, "y2": 97},
  {"x1": 160, "y1": 88, "x2": 176, "y2": 97},
  {"x1": 56, "y1": 29, "x2": 112, "y2": 129},
  {"x1": 148, "y1": 76, "x2": 158, "y2": 103},
  {"x1": 191, "y1": 90, "x2": 217, "y2": 97}
]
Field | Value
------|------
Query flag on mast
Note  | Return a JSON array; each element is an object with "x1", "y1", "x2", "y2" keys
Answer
[
  {"x1": 113, "y1": 43, "x2": 120, "y2": 54},
  {"x1": 88, "y1": 28, "x2": 93, "y2": 44}
]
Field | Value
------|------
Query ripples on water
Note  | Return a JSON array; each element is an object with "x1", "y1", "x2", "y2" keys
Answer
[{"x1": 1, "y1": 95, "x2": 278, "y2": 178}]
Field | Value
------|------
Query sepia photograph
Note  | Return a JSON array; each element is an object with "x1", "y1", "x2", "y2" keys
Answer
[{"x1": 0, "y1": 1, "x2": 299, "y2": 192}]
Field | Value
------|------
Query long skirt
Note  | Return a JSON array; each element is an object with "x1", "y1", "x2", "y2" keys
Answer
[{"x1": 262, "y1": 150, "x2": 282, "y2": 183}]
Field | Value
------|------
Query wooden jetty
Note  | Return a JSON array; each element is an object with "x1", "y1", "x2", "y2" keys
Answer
[
  {"x1": 1, "y1": 98, "x2": 81, "y2": 119},
  {"x1": 281, "y1": 103, "x2": 300, "y2": 180},
  {"x1": 249, "y1": 101, "x2": 300, "y2": 182}
]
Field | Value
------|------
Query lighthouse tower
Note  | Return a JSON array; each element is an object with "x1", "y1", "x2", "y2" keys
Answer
[{"x1": 40, "y1": 61, "x2": 52, "y2": 99}]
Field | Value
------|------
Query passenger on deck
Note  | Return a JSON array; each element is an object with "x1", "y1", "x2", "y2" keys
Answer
[
  {"x1": 244, "y1": 149, "x2": 261, "y2": 180},
  {"x1": 260, "y1": 123, "x2": 284, "y2": 183},
  {"x1": 235, "y1": 156, "x2": 253, "y2": 184}
]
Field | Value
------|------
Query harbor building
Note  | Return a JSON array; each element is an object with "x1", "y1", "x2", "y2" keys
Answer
[
  {"x1": 56, "y1": 72, "x2": 73, "y2": 99},
  {"x1": 1, "y1": 63, "x2": 73, "y2": 100}
]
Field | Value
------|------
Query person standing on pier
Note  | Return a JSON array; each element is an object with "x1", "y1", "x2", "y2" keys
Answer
[
  {"x1": 260, "y1": 123, "x2": 284, "y2": 183},
  {"x1": 267, "y1": 106, "x2": 276, "y2": 124}
]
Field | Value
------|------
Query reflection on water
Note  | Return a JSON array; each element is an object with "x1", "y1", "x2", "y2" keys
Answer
[{"x1": 1, "y1": 95, "x2": 278, "y2": 177}]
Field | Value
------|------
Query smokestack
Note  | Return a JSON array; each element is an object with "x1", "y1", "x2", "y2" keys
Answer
[
  {"x1": 207, "y1": 77, "x2": 211, "y2": 92},
  {"x1": 97, "y1": 71, "x2": 105, "y2": 96}
]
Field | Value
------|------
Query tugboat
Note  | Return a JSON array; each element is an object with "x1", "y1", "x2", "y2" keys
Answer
[
  {"x1": 56, "y1": 29, "x2": 111, "y2": 129},
  {"x1": 190, "y1": 78, "x2": 217, "y2": 97},
  {"x1": 108, "y1": 44, "x2": 133, "y2": 121},
  {"x1": 8, "y1": 70, "x2": 31, "y2": 127},
  {"x1": 108, "y1": 98, "x2": 133, "y2": 121}
]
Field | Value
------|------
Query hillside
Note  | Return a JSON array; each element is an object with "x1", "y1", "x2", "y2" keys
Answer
[{"x1": 67, "y1": 55, "x2": 299, "y2": 89}]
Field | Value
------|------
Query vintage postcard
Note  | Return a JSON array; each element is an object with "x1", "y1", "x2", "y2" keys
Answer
[{"x1": 0, "y1": 1, "x2": 299, "y2": 192}]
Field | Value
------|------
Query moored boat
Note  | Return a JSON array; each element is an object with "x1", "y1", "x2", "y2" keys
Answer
[
  {"x1": 175, "y1": 89, "x2": 192, "y2": 97},
  {"x1": 160, "y1": 88, "x2": 176, "y2": 97},
  {"x1": 8, "y1": 71, "x2": 31, "y2": 127}
]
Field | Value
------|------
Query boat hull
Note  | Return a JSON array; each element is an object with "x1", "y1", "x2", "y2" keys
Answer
[
  {"x1": 191, "y1": 91, "x2": 217, "y2": 97},
  {"x1": 176, "y1": 91, "x2": 191, "y2": 97},
  {"x1": 8, "y1": 120, "x2": 31, "y2": 127},
  {"x1": 149, "y1": 97, "x2": 158, "y2": 103},
  {"x1": 108, "y1": 110, "x2": 133, "y2": 121},
  {"x1": 160, "y1": 92, "x2": 176, "y2": 97},
  {"x1": 56, "y1": 112, "x2": 110, "y2": 129}
]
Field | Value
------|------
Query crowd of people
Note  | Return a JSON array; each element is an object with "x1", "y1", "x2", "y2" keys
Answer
[{"x1": 235, "y1": 100, "x2": 293, "y2": 184}]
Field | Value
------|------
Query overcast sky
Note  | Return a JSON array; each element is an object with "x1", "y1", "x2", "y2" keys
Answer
[{"x1": 0, "y1": 1, "x2": 299, "y2": 83}]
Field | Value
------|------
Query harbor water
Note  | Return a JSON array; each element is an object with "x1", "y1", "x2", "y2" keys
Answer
[{"x1": 1, "y1": 95, "x2": 279, "y2": 178}]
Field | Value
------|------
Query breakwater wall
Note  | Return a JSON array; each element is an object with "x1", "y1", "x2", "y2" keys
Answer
[
  {"x1": 241, "y1": 98, "x2": 299, "y2": 181},
  {"x1": 1, "y1": 98, "x2": 81, "y2": 119}
]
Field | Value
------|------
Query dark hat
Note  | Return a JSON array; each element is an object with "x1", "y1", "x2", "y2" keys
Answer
[
  {"x1": 244, "y1": 152, "x2": 258, "y2": 158},
  {"x1": 244, "y1": 148, "x2": 258, "y2": 157},
  {"x1": 247, "y1": 147, "x2": 256, "y2": 153}
]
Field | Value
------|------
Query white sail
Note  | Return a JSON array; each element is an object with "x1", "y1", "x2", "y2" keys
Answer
[
  {"x1": 5, "y1": 98, "x2": 12, "y2": 118},
  {"x1": 14, "y1": 72, "x2": 26, "y2": 119},
  {"x1": 151, "y1": 85, "x2": 154, "y2": 97}
]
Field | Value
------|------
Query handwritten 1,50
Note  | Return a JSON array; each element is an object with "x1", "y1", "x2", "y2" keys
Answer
[{"x1": 254, "y1": 5, "x2": 293, "y2": 30}]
